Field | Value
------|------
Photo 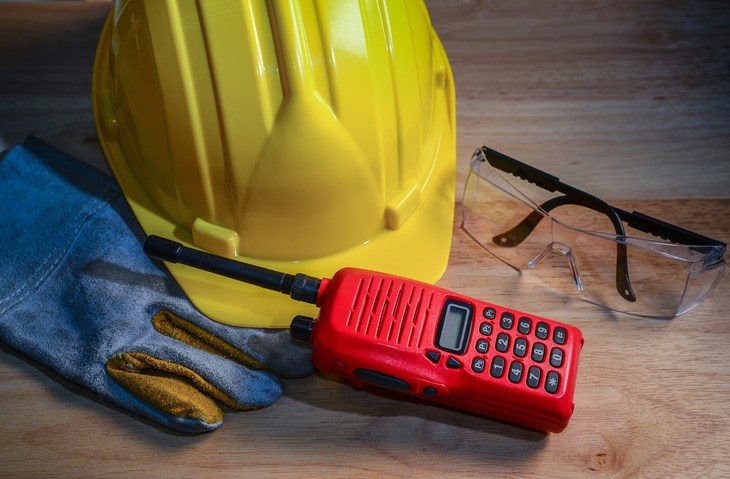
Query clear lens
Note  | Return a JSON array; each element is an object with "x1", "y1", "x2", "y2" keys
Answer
[
  {"x1": 462, "y1": 151, "x2": 726, "y2": 318},
  {"x1": 675, "y1": 254, "x2": 726, "y2": 316}
]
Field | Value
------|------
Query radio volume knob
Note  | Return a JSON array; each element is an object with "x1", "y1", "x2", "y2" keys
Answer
[{"x1": 290, "y1": 315, "x2": 315, "y2": 341}]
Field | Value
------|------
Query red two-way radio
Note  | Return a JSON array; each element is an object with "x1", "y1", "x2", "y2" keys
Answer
[{"x1": 144, "y1": 236, "x2": 583, "y2": 433}]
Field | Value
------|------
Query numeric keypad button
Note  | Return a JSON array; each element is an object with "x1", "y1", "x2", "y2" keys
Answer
[
  {"x1": 545, "y1": 371, "x2": 560, "y2": 394},
  {"x1": 500, "y1": 312, "x2": 514, "y2": 329},
  {"x1": 531, "y1": 342, "x2": 546, "y2": 362},
  {"x1": 513, "y1": 337, "x2": 528, "y2": 358},
  {"x1": 471, "y1": 357, "x2": 486, "y2": 373},
  {"x1": 550, "y1": 348, "x2": 564, "y2": 368},
  {"x1": 496, "y1": 333, "x2": 510, "y2": 352},
  {"x1": 553, "y1": 327, "x2": 567, "y2": 345},
  {"x1": 536, "y1": 322, "x2": 549, "y2": 340},
  {"x1": 490, "y1": 356, "x2": 506, "y2": 378},
  {"x1": 479, "y1": 322, "x2": 493, "y2": 336},
  {"x1": 508, "y1": 361, "x2": 523, "y2": 383},
  {"x1": 517, "y1": 317, "x2": 532, "y2": 334},
  {"x1": 527, "y1": 366, "x2": 541, "y2": 389}
]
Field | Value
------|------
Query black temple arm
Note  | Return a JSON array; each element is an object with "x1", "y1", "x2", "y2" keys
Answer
[
  {"x1": 617, "y1": 209, "x2": 726, "y2": 248},
  {"x1": 481, "y1": 147, "x2": 560, "y2": 192}
]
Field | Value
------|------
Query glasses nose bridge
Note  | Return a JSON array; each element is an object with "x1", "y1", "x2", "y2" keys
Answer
[{"x1": 528, "y1": 223, "x2": 585, "y2": 292}]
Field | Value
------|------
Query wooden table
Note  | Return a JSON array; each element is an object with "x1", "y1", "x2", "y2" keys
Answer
[{"x1": 1, "y1": 1, "x2": 729, "y2": 477}]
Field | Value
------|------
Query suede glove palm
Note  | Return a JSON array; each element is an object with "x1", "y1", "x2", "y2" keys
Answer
[{"x1": 0, "y1": 138, "x2": 312, "y2": 433}]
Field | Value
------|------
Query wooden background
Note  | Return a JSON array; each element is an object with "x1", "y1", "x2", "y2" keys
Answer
[{"x1": 1, "y1": 1, "x2": 729, "y2": 477}]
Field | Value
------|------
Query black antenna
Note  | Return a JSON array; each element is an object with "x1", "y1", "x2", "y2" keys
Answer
[{"x1": 143, "y1": 235, "x2": 321, "y2": 304}]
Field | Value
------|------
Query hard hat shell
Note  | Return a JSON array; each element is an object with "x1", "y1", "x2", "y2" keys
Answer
[{"x1": 93, "y1": 0, "x2": 456, "y2": 327}]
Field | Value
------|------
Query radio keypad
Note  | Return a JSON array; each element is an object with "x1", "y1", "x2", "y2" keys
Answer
[{"x1": 469, "y1": 306, "x2": 569, "y2": 395}]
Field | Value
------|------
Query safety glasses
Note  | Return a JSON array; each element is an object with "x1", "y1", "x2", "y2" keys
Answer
[{"x1": 462, "y1": 146, "x2": 726, "y2": 318}]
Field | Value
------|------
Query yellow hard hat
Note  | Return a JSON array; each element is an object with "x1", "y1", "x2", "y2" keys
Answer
[{"x1": 92, "y1": 0, "x2": 456, "y2": 327}]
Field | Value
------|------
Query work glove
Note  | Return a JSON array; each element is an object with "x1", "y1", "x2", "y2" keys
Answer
[{"x1": 0, "y1": 137, "x2": 313, "y2": 433}]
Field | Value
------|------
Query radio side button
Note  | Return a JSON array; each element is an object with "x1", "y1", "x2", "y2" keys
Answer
[
  {"x1": 354, "y1": 369, "x2": 411, "y2": 391},
  {"x1": 423, "y1": 387, "x2": 438, "y2": 396}
]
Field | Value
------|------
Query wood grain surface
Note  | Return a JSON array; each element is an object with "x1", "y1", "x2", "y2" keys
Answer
[{"x1": 1, "y1": 1, "x2": 729, "y2": 478}]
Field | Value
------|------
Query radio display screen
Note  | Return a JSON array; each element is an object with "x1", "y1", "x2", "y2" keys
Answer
[{"x1": 436, "y1": 299, "x2": 473, "y2": 354}]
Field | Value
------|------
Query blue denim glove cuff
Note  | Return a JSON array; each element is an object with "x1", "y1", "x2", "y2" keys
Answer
[{"x1": 0, "y1": 137, "x2": 312, "y2": 432}]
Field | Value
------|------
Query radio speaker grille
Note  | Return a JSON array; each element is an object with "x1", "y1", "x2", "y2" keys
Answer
[{"x1": 345, "y1": 277, "x2": 434, "y2": 349}]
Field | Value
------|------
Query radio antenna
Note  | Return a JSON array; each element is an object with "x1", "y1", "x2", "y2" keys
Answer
[{"x1": 143, "y1": 235, "x2": 321, "y2": 304}]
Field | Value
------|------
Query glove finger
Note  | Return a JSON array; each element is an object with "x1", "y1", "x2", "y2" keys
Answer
[
  {"x1": 106, "y1": 352, "x2": 229, "y2": 430},
  {"x1": 151, "y1": 309, "x2": 312, "y2": 378},
  {"x1": 124, "y1": 327, "x2": 287, "y2": 408},
  {"x1": 151, "y1": 310, "x2": 266, "y2": 372},
  {"x1": 106, "y1": 350, "x2": 283, "y2": 433}
]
